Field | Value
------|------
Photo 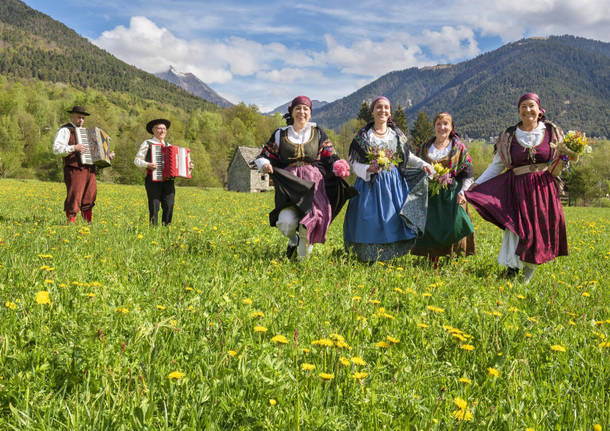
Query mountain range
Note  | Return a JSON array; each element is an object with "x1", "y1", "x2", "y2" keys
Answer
[
  {"x1": 155, "y1": 66, "x2": 233, "y2": 108},
  {"x1": 1, "y1": 0, "x2": 608, "y2": 138},
  {"x1": 312, "y1": 35, "x2": 610, "y2": 138}
]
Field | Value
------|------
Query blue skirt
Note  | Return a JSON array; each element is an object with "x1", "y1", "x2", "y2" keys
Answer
[{"x1": 344, "y1": 167, "x2": 416, "y2": 247}]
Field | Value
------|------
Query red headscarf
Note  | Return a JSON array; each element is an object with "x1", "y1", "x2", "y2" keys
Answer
[
  {"x1": 289, "y1": 96, "x2": 312, "y2": 112},
  {"x1": 518, "y1": 92, "x2": 546, "y2": 120}
]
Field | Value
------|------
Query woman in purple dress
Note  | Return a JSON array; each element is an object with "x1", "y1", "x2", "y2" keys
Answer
[
  {"x1": 255, "y1": 96, "x2": 353, "y2": 260},
  {"x1": 464, "y1": 93, "x2": 567, "y2": 283}
]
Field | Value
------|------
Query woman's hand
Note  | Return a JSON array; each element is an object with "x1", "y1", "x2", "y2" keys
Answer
[
  {"x1": 262, "y1": 164, "x2": 274, "y2": 174},
  {"x1": 423, "y1": 165, "x2": 435, "y2": 176},
  {"x1": 467, "y1": 183, "x2": 478, "y2": 191},
  {"x1": 456, "y1": 193, "x2": 466, "y2": 205},
  {"x1": 366, "y1": 164, "x2": 379, "y2": 174}
]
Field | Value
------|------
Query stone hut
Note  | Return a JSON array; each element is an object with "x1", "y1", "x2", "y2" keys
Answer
[{"x1": 227, "y1": 146, "x2": 273, "y2": 192}]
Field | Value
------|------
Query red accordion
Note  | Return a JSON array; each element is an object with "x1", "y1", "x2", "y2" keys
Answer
[{"x1": 150, "y1": 143, "x2": 192, "y2": 182}]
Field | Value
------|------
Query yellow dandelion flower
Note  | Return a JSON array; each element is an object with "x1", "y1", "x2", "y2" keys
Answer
[
  {"x1": 242, "y1": 298, "x2": 253, "y2": 305},
  {"x1": 311, "y1": 338, "x2": 334, "y2": 347},
  {"x1": 550, "y1": 344, "x2": 566, "y2": 352},
  {"x1": 339, "y1": 357, "x2": 350, "y2": 366},
  {"x1": 417, "y1": 323, "x2": 429, "y2": 328},
  {"x1": 44, "y1": 279, "x2": 54, "y2": 284},
  {"x1": 115, "y1": 307, "x2": 129, "y2": 314},
  {"x1": 525, "y1": 332, "x2": 532, "y2": 338},
  {"x1": 137, "y1": 234, "x2": 143, "y2": 239},
  {"x1": 156, "y1": 305, "x2": 166, "y2": 310},
  {"x1": 386, "y1": 335, "x2": 400, "y2": 344},
  {"x1": 526, "y1": 428, "x2": 535, "y2": 431},
  {"x1": 228, "y1": 350, "x2": 238, "y2": 357},
  {"x1": 319, "y1": 372, "x2": 334, "y2": 380},
  {"x1": 334, "y1": 340, "x2": 351, "y2": 349},
  {"x1": 301, "y1": 363, "x2": 315, "y2": 371},
  {"x1": 369, "y1": 299, "x2": 381, "y2": 305},
  {"x1": 376, "y1": 341, "x2": 390, "y2": 348},
  {"x1": 453, "y1": 333, "x2": 467, "y2": 342},
  {"x1": 394, "y1": 287, "x2": 404, "y2": 293},
  {"x1": 250, "y1": 311, "x2": 264, "y2": 318},
  {"x1": 593, "y1": 424, "x2": 602, "y2": 431},
  {"x1": 453, "y1": 397, "x2": 468, "y2": 410},
  {"x1": 35, "y1": 291, "x2": 51, "y2": 305},
  {"x1": 460, "y1": 344, "x2": 475, "y2": 351},
  {"x1": 458, "y1": 377, "x2": 472, "y2": 384},
  {"x1": 254, "y1": 325, "x2": 268, "y2": 332},
  {"x1": 271, "y1": 334, "x2": 289, "y2": 344},
  {"x1": 353, "y1": 372, "x2": 368, "y2": 379},
  {"x1": 516, "y1": 294, "x2": 525, "y2": 300},
  {"x1": 351, "y1": 356, "x2": 366, "y2": 366},
  {"x1": 352, "y1": 296, "x2": 361, "y2": 301},
  {"x1": 488, "y1": 367, "x2": 500, "y2": 378},
  {"x1": 427, "y1": 305, "x2": 445, "y2": 313},
  {"x1": 185, "y1": 287, "x2": 193, "y2": 292},
  {"x1": 168, "y1": 371, "x2": 185, "y2": 379},
  {"x1": 5, "y1": 301, "x2": 17, "y2": 310},
  {"x1": 452, "y1": 408, "x2": 474, "y2": 421},
  {"x1": 382, "y1": 312, "x2": 395, "y2": 320},
  {"x1": 422, "y1": 292, "x2": 432, "y2": 297},
  {"x1": 269, "y1": 399, "x2": 277, "y2": 406},
  {"x1": 86, "y1": 292, "x2": 95, "y2": 298}
]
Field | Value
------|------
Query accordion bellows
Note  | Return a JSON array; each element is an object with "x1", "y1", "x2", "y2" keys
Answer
[{"x1": 150, "y1": 143, "x2": 192, "y2": 181}]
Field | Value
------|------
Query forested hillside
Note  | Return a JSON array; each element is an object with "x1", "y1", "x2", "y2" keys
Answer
[
  {"x1": 314, "y1": 36, "x2": 610, "y2": 138},
  {"x1": 0, "y1": 0, "x2": 212, "y2": 111}
]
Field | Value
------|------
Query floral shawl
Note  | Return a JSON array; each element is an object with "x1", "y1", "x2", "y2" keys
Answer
[
  {"x1": 417, "y1": 136, "x2": 474, "y2": 183},
  {"x1": 348, "y1": 123, "x2": 411, "y2": 182}
]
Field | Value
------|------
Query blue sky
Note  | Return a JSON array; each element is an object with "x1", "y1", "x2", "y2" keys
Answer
[{"x1": 24, "y1": 0, "x2": 610, "y2": 112}]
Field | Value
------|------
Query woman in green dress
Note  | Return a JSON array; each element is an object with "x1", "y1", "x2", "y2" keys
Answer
[{"x1": 411, "y1": 112, "x2": 476, "y2": 265}]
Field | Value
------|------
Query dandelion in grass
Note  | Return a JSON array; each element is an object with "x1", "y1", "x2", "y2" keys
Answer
[
  {"x1": 593, "y1": 424, "x2": 602, "y2": 431},
  {"x1": 271, "y1": 335, "x2": 288, "y2": 344},
  {"x1": 254, "y1": 325, "x2": 268, "y2": 333},
  {"x1": 168, "y1": 371, "x2": 185, "y2": 379},
  {"x1": 156, "y1": 305, "x2": 166, "y2": 310},
  {"x1": 353, "y1": 372, "x2": 368, "y2": 380},
  {"x1": 460, "y1": 344, "x2": 475, "y2": 351},
  {"x1": 351, "y1": 356, "x2": 366, "y2": 366},
  {"x1": 386, "y1": 335, "x2": 399, "y2": 344},
  {"x1": 339, "y1": 357, "x2": 350, "y2": 366},
  {"x1": 228, "y1": 350, "x2": 237, "y2": 357},
  {"x1": 116, "y1": 307, "x2": 129, "y2": 314},
  {"x1": 376, "y1": 341, "x2": 390, "y2": 348},
  {"x1": 5, "y1": 301, "x2": 17, "y2": 310},
  {"x1": 250, "y1": 311, "x2": 264, "y2": 318},
  {"x1": 458, "y1": 377, "x2": 472, "y2": 384},
  {"x1": 427, "y1": 305, "x2": 445, "y2": 313},
  {"x1": 86, "y1": 292, "x2": 95, "y2": 298},
  {"x1": 582, "y1": 292, "x2": 590, "y2": 297},
  {"x1": 269, "y1": 399, "x2": 277, "y2": 406},
  {"x1": 242, "y1": 298, "x2": 253, "y2": 305},
  {"x1": 319, "y1": 372, "x2": 334, "y2": 381},
  {"x1": 352, "y1": 296, "x2": 361, "y2": 301},
  {"x1": 301, "y1": 363, "x2": 315, "y2": 371},
  {"x1": 417, "y1": 323, "x2": 429, "y2": 329},
  {"x1": 550, "y1": 344, "x2": 566, "y2": 352},
  {"x1": 488, "y1": 367, "x2": 500, "y2": 378},
  {"x1": 311, "y1": 338, "x2": 334, "y2": 347},
  {"x1": 526, "y1": 428, "x2": 535, "y2": 431},
  {"x1": 35, "y1": 291, "x2": 51, "y2": 305},
  {"x1": 451, "y1": 397, "x2": 473, "y2": 421},
  {"x1": 394, "y1": 287, "x2": 404, "y2": 294}
]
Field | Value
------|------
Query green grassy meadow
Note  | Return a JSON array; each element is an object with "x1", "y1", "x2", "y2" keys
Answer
[{"x1": 0, "y1": 178, "x2": 608, "y2": 430}]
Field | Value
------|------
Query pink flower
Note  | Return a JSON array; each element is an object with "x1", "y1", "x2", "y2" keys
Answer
[
  {"x1": 333, "y1": 159, "x2": 350, "y2": 178},
  {"x1": 438, "y1": 173, "x2": 454, "y2": 186}
]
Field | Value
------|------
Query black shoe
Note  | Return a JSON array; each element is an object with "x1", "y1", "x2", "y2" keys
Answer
[
  {"x1": 286, "y1": 235, "x2": 299, "y2": 259},
  {"x1": 505, "y1": 267, "x2": 519, "y2": 279}
]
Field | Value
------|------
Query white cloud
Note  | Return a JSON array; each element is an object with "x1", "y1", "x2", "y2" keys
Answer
[
  {"x1": 420, "y1": 26, "x2": 480, "y2": 61},
  {"x1": 316, "y1": 34, "x2": 430, "y2": 76}
]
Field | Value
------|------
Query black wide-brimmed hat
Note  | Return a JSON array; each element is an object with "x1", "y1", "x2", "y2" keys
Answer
[
  {"x1": 146, "y1": 119, "x2": 171, "y2": 134},
  {"x1": 66, "y1": 105, "x2": 90, "y2": 116}
]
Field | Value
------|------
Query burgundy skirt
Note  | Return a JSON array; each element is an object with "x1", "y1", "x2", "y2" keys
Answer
[
  {"x1": 465, "y1": 170, "x2": 567, "y2": 264},
  {"x1": 285, "y1": 165, "x2": 331, "y2": 244}
]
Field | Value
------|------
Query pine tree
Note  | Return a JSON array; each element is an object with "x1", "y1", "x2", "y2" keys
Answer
[
  {"x1": 391, "y1": 104, "x2": 407, "y2": 132},
  {"x1": 357, "y1": 101, "x2": 373, "y2": 124},
  {"x1": 410, "y1": 111, "x2": 434, "y2": 152}
]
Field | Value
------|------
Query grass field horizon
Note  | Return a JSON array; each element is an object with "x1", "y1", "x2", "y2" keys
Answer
[{"x1": 0, "y1": 178, "x2": 608, "y2": 430}]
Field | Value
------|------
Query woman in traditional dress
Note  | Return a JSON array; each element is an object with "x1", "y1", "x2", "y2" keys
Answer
[
  {"x1": 411, "y1": 112, "x2": 476, "y2": 265},
  {"x1": 343, "y1": 97, "x2": 434, "y2": 262},
  {"x1": 255, "y1": 96, "x2": 353, "y2": 260},
  {"x1": 465, "y1": 93, "x2": 567, "y2": 283}
]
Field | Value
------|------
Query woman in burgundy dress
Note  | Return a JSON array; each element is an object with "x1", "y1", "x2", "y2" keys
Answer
[{"x1": 464, "y1": 93, "x2": 567, "y2": 283}]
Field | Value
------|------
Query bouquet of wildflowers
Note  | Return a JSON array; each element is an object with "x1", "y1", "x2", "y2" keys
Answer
[
  {"x1": 428, "y1": 163, "x2": 453, "y2": 197},
  {"x1": 551, "y1": 130, "x2": 592, "y2": 176},
  {"x1": 367, "y1": 146, "x2": 402, "y2": 172}
]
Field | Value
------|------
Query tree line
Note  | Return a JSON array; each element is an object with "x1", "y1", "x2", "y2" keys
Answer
[{"x1": 0, "y1": 76, "x2": 608, "y2": 206}]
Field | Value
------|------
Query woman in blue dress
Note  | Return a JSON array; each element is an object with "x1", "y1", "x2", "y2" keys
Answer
[{"x1": 344, "y1": 97, "x2": 434, "y2": 262}]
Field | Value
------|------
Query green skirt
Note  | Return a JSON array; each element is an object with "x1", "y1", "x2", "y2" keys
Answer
[{"x1": 414, "y1": 183, "x2": 474, "y2": 251}]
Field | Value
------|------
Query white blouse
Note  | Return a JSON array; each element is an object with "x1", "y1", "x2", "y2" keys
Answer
[
  {"x1": 134, "y1": 137, "x2": 168, "y2": 169},
  {"x1": 351, "y1": 128, "x2": 431, "y2": 182},
  {"x1": 254, "y1": 122, "x2": 317, "y2": 170},
  {"x1": 52, "y1": 122, "x2": 78, "y2": 156}
]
